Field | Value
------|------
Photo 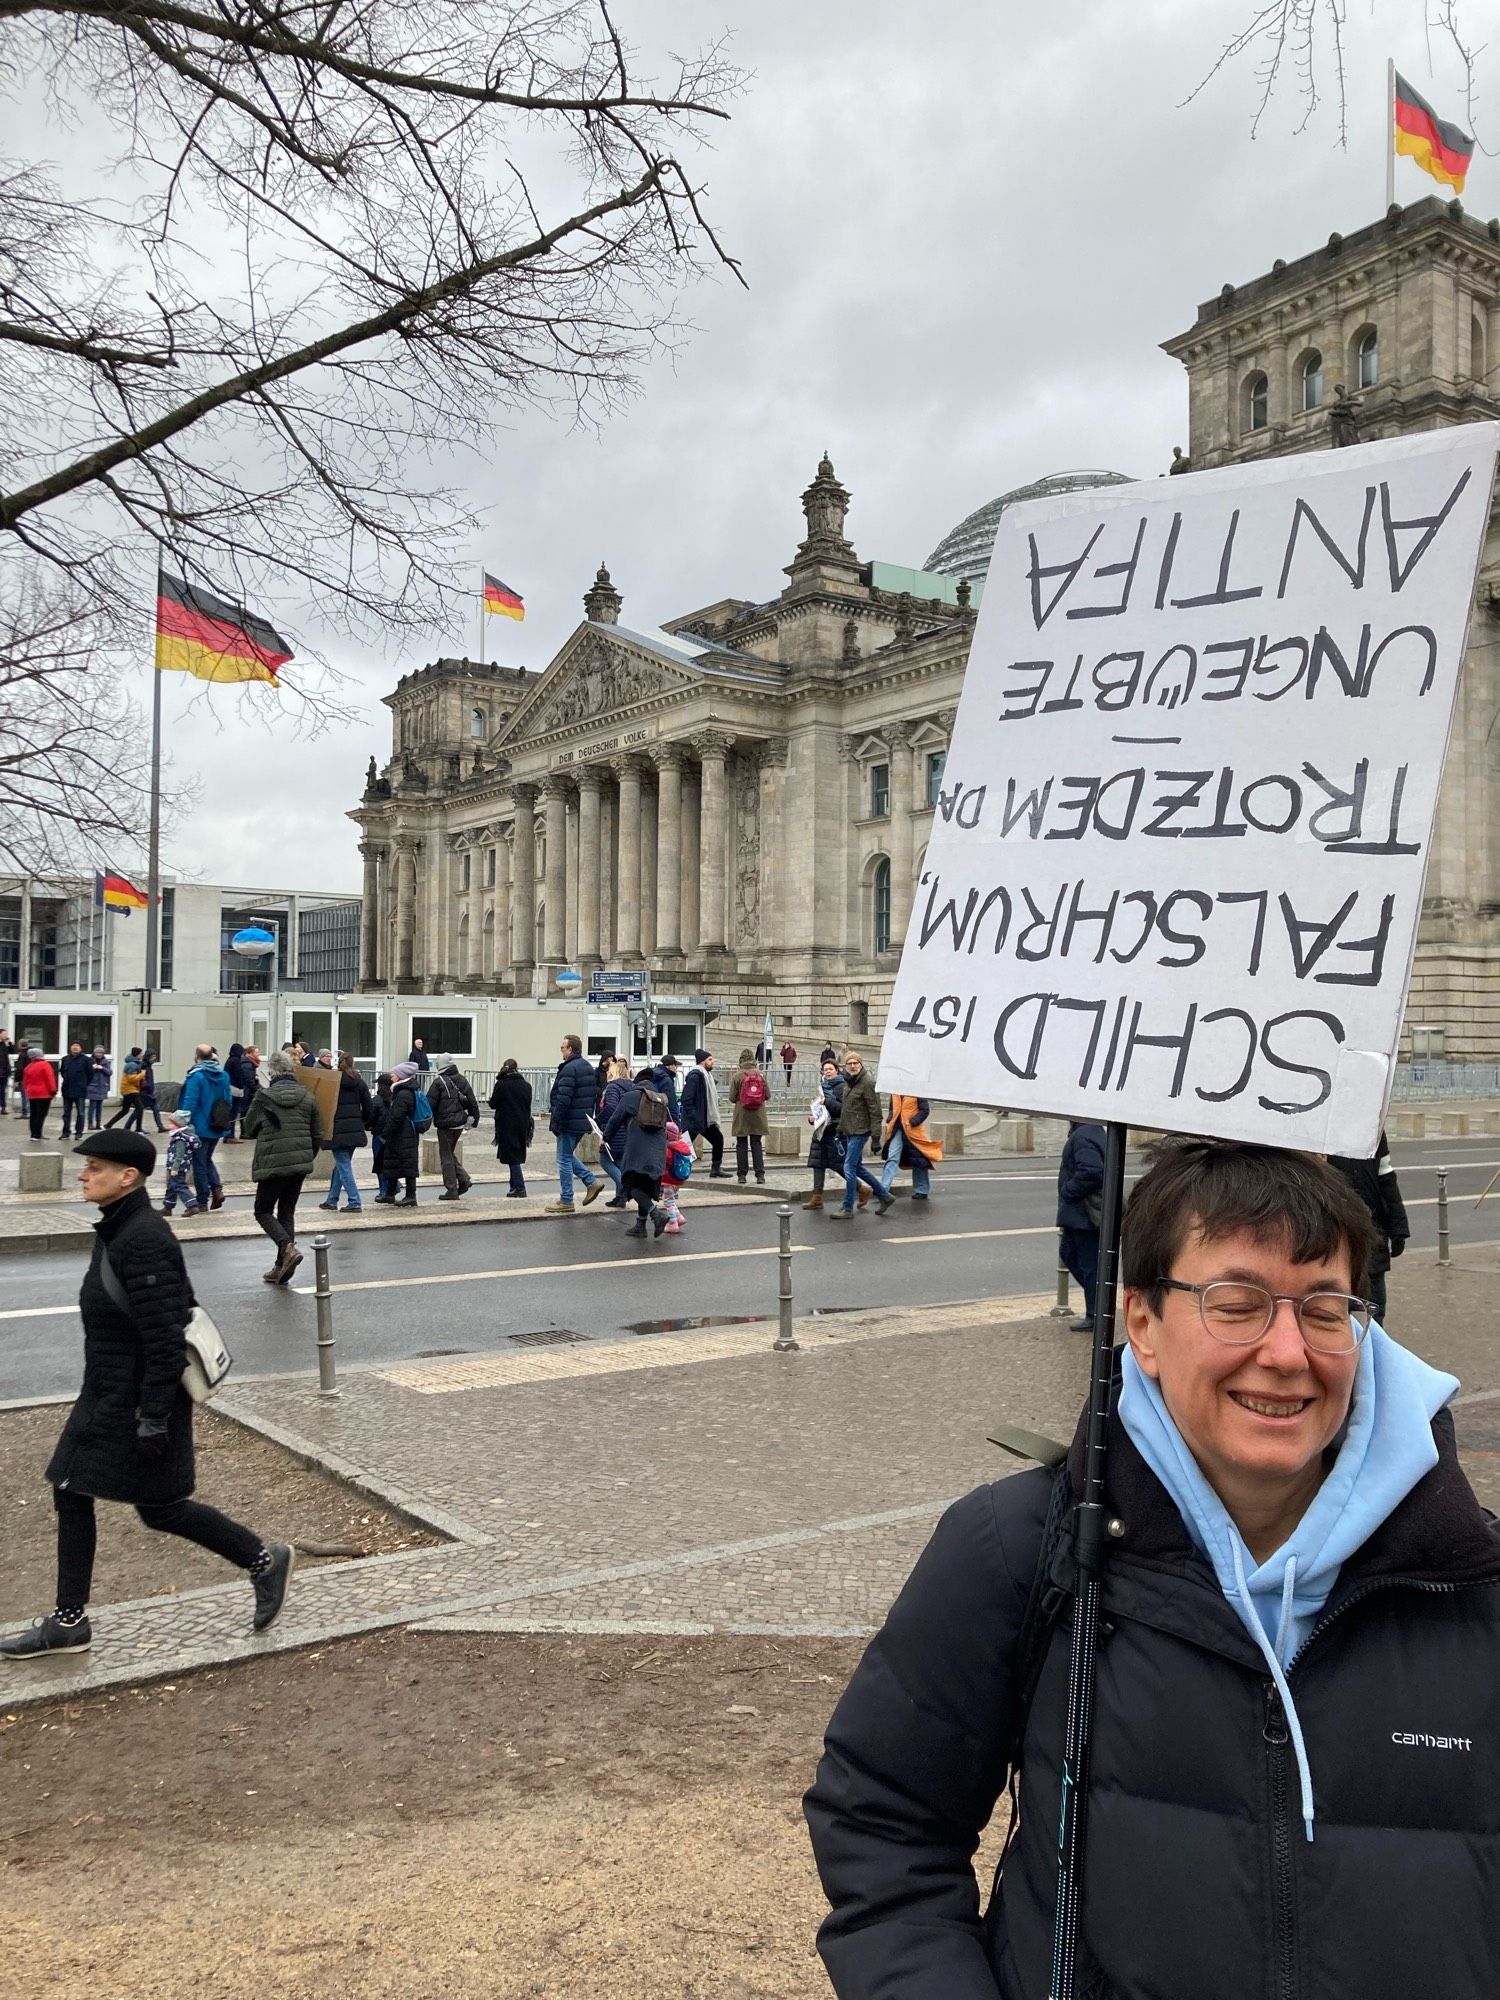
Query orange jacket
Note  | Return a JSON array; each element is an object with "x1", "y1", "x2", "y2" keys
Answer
[{"x1": 883, "y1": 1095, "x2": 943, "y2": 1164}]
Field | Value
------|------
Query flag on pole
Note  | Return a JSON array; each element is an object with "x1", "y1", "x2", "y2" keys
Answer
[
  {"x1": 1394, "y1": 72, "x2": 1474, "y2": 193},
  {"x1": 95, "y1": 871, "x2": 148, "y2": 914},
  {"x1": 483, "y1": 572, "x2": 525, "y2": 621},
  {"x1": 155, "y1": 572, "x2": 294, "y2": 684}
]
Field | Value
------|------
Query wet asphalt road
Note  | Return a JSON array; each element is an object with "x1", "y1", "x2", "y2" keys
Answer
[{"x1": 2, "y1": 1141, "x2": 1496, "y2": 1402}]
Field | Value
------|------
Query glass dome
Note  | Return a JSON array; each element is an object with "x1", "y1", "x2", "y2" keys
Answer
[{"x1": 924, "y1": 468, "x2": 1135, "y2": 584}]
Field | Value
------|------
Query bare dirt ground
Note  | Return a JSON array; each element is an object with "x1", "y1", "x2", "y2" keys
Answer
[
  {"x1": 0, "y1": 1629, "x2": 888, "y2": 2000},
  {"x1": 0, "y1": 1406, "x2": 439, "y2": 1623}
]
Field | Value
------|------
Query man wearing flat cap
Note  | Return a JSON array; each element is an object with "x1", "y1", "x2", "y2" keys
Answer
[{"x1": 0, "y1": 1130, "x2": 294, "y2": 1661}]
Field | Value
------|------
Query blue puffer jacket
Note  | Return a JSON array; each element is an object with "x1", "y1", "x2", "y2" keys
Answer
[
  {"x1": 548, "y1": 1054, "x2": 597, "y2": 1137},
  {"x1": 178, "y1": 1059, "x2": 232, "y2": 1141},
  {"x1": 1056, "y1": 1121, "x2": 1105, "y2": 1232}
]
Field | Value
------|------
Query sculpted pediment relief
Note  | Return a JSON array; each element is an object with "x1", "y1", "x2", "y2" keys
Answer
[{"x1": 501, "y1": 630, "x2": 696, "y2": 745}]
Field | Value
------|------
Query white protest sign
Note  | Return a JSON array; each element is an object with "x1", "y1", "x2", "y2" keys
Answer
[{"x1": 878, "y1": 425, "x2": 1499, "y2": 1155}]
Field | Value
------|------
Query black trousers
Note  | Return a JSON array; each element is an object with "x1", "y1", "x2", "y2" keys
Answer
[
  {"x1": 436, "y1": 1126, "x2": 471, "y2": 1194},
  {"x1": 28, "y1": 1098, "x2": 50, "y2": 1139},
  {"x1": 60, "y1": 1095, "x2": 87, "y2": 1136},
  {"x1": 695, "y1": 1123, "x2": 724, "y2": 1173},
  {"x1": 735, "y1": 1133, "x2": 764, "y2": 1179},
  {"x1": 254, "y1": 1171, "x2": 305, "y2": 1250},
  {"x1": 54, "y1": 1485, "x2": 262, "y2": 1609}
]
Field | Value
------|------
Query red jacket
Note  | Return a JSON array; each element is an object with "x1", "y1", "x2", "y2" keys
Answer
[{"x1": 22, "y1": 1057, "x2": 58, "y2": 1099}]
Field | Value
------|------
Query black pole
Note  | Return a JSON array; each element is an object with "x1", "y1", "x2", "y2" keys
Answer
[{"x1": 1049, "y1": 1117, "x2": 1129, "y2": 2000}]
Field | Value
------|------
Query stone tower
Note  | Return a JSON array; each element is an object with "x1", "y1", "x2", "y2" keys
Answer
[{"x1": 1162, "y1": 196, "x2": 1500, "y2": 1059}]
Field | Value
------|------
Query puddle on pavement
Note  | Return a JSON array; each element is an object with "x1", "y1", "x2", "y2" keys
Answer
[{"x1": 623, "y1": 1306, "x2": 860, "y2": 1336}]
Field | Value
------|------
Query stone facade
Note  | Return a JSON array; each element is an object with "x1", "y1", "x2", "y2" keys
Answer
[
  {"x1": 351, "y1": 458, "x2": 968, "y2": 1043},
  {"x1": 1161, "y1": 195, "x2": 1500, "y2": 1059},
  {"x1": 352, "y1": 197, "x2": 1500, "y2": 1055}
]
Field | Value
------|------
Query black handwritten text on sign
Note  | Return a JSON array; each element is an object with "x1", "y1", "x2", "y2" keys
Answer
[{"x1": 877, "y1": 428, "x2": 1499, "y2": 1153}]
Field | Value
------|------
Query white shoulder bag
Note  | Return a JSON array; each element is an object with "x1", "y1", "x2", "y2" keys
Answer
[{"x1": 99, "y1": 1246, "x2": 233, "y2": 1404}]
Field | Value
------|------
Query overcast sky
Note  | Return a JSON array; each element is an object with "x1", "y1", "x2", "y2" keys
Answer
[{"x1": 140, "y1": 0, "x2": 1486, "y2": 895}]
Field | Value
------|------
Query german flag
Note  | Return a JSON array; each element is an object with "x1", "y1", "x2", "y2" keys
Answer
[
  {"x1": 155, "y1": 572, "x2": 293, "y2": 684},
  {"x1": 95, "y1": 871, "x2": 149, "y2": 914},
  {"x1": 1394, "y1": 72, "x2": 1474, "y2": 194},
  {"x1": 483, "y1": 571, "x2": 525, "y2": 621}
]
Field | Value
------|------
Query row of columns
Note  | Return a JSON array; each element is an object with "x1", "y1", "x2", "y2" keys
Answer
[{"x1": 359, "y1": 733, "x2": 746, "y2": 987}]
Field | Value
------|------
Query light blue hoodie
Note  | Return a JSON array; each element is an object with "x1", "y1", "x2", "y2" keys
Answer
[{"x1": 1119, "y1": 1326, "x2": 1458, "y2": 1842}]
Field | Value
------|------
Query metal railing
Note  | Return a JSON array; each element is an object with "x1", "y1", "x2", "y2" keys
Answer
[{"x1": 1391, "y1": 1062, "x2": 1500, "y2": 1100}]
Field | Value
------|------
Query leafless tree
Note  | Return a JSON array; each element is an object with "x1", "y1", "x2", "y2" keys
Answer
[
  {"x1": 1190, "y1": 2, "x2": 1486, "y2": 146},
  {"x1": 0, "y1": 0, "x2": 744, "y2": 862}
]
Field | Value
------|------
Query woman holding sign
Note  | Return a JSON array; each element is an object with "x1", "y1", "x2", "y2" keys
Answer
[{"x1": 807, "y1": 1139, "x2": 1500, "y2": 1998}]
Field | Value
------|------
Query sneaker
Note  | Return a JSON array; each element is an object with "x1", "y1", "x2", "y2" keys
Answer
[
  {"x1": 0, "y1": 1612, "x2": 92, "y2": 1659},
  {"x1": 829, "y1": 1208, "x2": 853, "y2": 1220},
  {"x1": 252, "y1": 1545, "x2": 295, "y2": 1631},
  {"x1": 274, "y1": 1246, "x2": 303, "y2": 1286},
  {"x1": 506, "y1": 1189, "x2": 527, "y2": 1199},
  {"x1": 581, "y1": 1181, "x2": 605, "y2": 1207},
  {"x1": 650, "y1": 1204, "x2": 670, "y2": 1238},
  {"x1": 546, "y1": 1200, "x2": 576, "y2": 1214}
]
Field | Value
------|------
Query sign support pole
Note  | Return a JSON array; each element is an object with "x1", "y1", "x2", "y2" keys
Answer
[
  {"x1": 1049, "y1": 1117, "x2": 1128, "y2": 2000},
  {"x1": 143, "y1": 661, "x2": 163, "y2": 1007}
]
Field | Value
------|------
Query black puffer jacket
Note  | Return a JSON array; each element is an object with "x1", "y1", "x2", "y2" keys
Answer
[
  {"x1": 489, "y1": 1072, "x2": 533, "y2": 1165},
  {"x1": 429, "y1": 1067, "x2": 480, "y2": 1131},
  {"x1": 327, "y1": 1069, "x2": 374, "y2": 1151},
  {"x1": 45, "y1": 1187, "x2": 195, "y2": 1505},
  {"x1": 378, "y1": 1083, "x2": 421, "y2": 1178},
  {"x1": 807, "y1": 1387, "x2": 1500, "y2": 2000}
]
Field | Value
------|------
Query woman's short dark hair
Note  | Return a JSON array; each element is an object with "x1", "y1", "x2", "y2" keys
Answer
[
  {"x1": 1122, "y1": 1139, "x2": 1376, "y2": 1305},
  {"x1": 499, "y1": 1056, "x2": 518, "y2": 1076}
]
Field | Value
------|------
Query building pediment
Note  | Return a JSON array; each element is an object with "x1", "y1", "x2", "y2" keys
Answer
[{"x1": 496, "y1": 627, "x2": 698, "y2": 748}]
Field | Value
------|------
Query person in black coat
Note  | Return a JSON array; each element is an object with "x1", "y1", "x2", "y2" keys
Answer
[
  {"x1": 0, "y1": 1131, "x2": 293, "y2": 1661},
  {"x1": 318, "y1": 1052, "x2": 374, "y2": 1214},
  {"x1": 599, "y1": 1071, "x2": 670, "y2": 1238},
  {"x1": 1327, "y1": 1130, "x2": 1410, "y2": 1326},
  {"x1": 374, "y1": 1063, "x2": 422, "y2": 1205},
  {"x1": 805, "y1": 1140, "x2": 1500, "y2": 2000},
  {"x1": 488, "y1": 1059, "x2": 533, "y2": 1197},
  {"x1": 803, "y1": 1061, "x2": 846, "y2": 1210},
  {"x1": 1056, "y1": 1120, "x2": 1105, "y2": 1331},
  {"x1": 58, "y1": 1041, "x2": 92, "y2": 1139},
  {"x1": 546, "y1": 1033, "x2": 600, "y2": 1211}
]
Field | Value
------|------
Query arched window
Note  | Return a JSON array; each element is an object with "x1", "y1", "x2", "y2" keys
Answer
[
  {"x1": 1302, "y1": 350, "x2": 1324, "y2": 412},
  {"x1": 1243, "y1": 371, "x2": 1269, "y2": 432},
  {"x1": 1356, "y1": 328, "x2": 1378, "y2": 389},
  {"x1": 873, "y1": 859, "x2": 892, "y2": 955},
  {"x1": 470, "y1": 706, "x2": 485, "y2": 740}
]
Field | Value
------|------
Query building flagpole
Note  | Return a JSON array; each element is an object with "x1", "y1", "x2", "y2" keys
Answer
[
  {"x1": 144, "y1": 647, "x2": 163, "y2": 1002},
  {"x1": 1386, "y1": 58, "x2": 1397, "y2": 210},
  {"x1": 478, "y1": 569, "x2": 486, "y2": 668}
]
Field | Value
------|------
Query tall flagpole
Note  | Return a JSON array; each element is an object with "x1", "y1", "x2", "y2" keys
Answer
[
  {"x1": 1386, "y1": 58, "x2": 1397, "y2": 210},
  {"x1": 144, "y1": 652, "x2": 163, "y2": 1000}
]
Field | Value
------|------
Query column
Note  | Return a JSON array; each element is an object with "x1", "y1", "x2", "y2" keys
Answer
[
  {"x1": 695, "y1": 732, "x2": 732, "y2": 954},
  {"x1": 757, "y1": 741, "x2": 788, "y2": 961},
  {"x1": 576, "y1": 766, "x2": 603, "y2": 966},
  {"x1": 640, "y1": 773, "x2": 658, "y2": 960},
  {"x1": 599, "y1": 781, "x2": 616, "y2": 962},
  {"x1": 654, "y1": 745, "x2": 684, "y2": 959},
  {"x1": 508, "y1": 786, "x2": 536, "y2": 981},
  {"x1": 613, "y1": 754, "x2": 644, "y2": 963},
  {"x1": 542, "y1": 777, "x2": 567, "y2": 965},
  {"x1": 564, "y1": 789, "x2": 580, "y2": 963},
  {"x1": 466, "y1": 833, "x2": 485, "y2": 984},
  {"x1": 681, "y1": 763, "x2": 701, "y2": 955},
  {"x1": 394, "y1": 839, "x2": 417, "y2": 983},
  {"x1": 492, "y1": 833, "x2": 511, "y2": 985},
  {"x1": 888, "y1": 721, "x2": 916, "y2": 945},
  {"x1": 358, "y1": 841, "x2": 381, "y2": 983}
]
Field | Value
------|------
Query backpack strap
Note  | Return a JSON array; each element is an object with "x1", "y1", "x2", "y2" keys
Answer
[{"x1": 1009, "y1": 1461, "x2": 1073, "y2": 1762}]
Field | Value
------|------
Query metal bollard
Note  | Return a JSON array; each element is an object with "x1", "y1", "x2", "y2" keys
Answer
[
  {"x1": 774, "y1": 1204, "x2": 799, "y2": 1352},
  {"x1": 1436, "y1": 1167, "x2": 1451, "y2": 1269},
  {"x1": 311, "y1": 1233, "x2": 340, "y2": 1397},
  {"x1": 1050, "y1": 1237, "x2": 1073, "y2": 1317}
]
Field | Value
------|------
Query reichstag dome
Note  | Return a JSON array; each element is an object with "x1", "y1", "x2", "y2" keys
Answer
[{"x1": 924, "y1": 467, "x2": 1134, "y2": 583}]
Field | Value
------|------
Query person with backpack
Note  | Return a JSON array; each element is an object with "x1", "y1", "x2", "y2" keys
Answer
[
  {"x1": 730, "y1": 1049, "x2": 770, "y2": 1185},
  {"x1": 427, "y1": 1054, "x2": 480, "y2": 1201},
  {"x1": 0, "y1": 1129, "x2": 293, "y2": 1662},
  {"x1": 831, "y1": 1054, "x2": 890, "y2": 1218},
  {"x1": 374, "y1": 1060, "x2": 424, "y2": 1206},
  {"x1": 178, "y1": 1045, "x2": 232, "y2": 1211},
  {"x1": 599, "y1": 1066, "x2": 671, "y2": 1238},
  {"x1": 806, "y1": 1139, "x2": 1500, "y2": 2000},
  {"x1": 317, "y1": 1051, "x2": 375, "y2": 1214},
  {"x1": 241, "y1": 1049, "x2": 324, "y2": 1283},
  {"x1": 547, "y1": 1033, "x2": 601, "y2": 1214}
]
